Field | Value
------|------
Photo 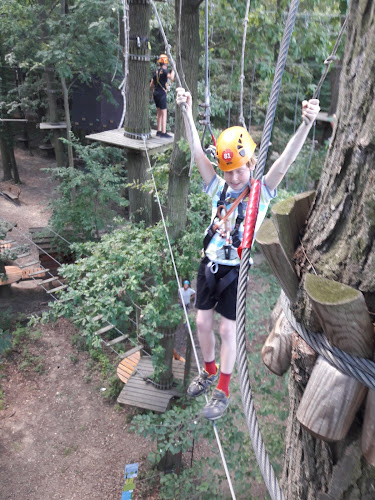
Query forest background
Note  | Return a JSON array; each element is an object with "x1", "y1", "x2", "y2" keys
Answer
[{"x1": 0, "y1": 0, "x2": 348, "y2": 498}]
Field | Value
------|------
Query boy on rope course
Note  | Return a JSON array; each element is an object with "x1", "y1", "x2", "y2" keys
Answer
[
  {"x1": 176, "y1": 87, "x2": 320, "y2": 420},
  {"x1": 150, "y1": 54, "x2": 175, "y2": 138}
]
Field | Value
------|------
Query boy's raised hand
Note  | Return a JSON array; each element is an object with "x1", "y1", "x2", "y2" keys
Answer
[
  {"x1": 302, "y1": 98, "x2": 320, "y2": 124},
  {"x1": 176, "y1": 87, "x2": 192, "y2": 112}
]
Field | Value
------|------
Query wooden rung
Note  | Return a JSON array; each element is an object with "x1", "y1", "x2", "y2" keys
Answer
[
  {"x1": 94, "y1": 324, "x2": 115, "y2": 336},
  {"x1": 39, "y1": 276, "x2": 59, "y2": 284},
  {"x1": 47, "y1": 284, "x2": 68, "y2": 294},
  {"x1": 17, "y1": 252, "x2": 31, "y2": 258},
  {"x1": 19, "y1": 260, "x2": 40, "y2": 268},
  {"x1": 120, "y1": 345, "x2": 144, "y2": 359},
  {"x1": 106, "y1": 335, "x2": 128, "y2": 346},
  {"x1": 28, "y1": 268, "x2": 50, "y2": 276},
  {"x1": 0, "y1": 240, "x2": 15, "y2": 245},
  {"x1": 93, "y1": 314, "x2": 104, "y2": 322}
]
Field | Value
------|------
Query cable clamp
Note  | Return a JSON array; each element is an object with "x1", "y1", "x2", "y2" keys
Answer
[{"x1": 324, "y1": 55, "x2": 338, "y2": 64}]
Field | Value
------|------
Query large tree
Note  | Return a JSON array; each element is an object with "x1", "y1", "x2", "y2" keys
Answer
[{"x1": 282, "y1": 1, "x2": 375, "y2": 497}]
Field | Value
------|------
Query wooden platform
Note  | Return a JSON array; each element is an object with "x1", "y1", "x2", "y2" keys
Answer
[
  {"x1": 85, "y1": 129, "x2": 174, "y2": 154},
  {"x1": 39, "y1": 122, "x2": 67, "y2": 129},
  {"x1": 117, "y1": 357, "x2": 187, "y2": 413}
]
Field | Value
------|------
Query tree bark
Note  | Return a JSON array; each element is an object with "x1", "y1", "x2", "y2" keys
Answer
[
  {"x1": 284, "y1": 2, "x2": 375, "y2": 496},
  {"x1": 166, "y1": 0, "x2": 202, "y2": 239},
  {"x1": 124, "y1": 0, "x2": 153, "y2": 224}
]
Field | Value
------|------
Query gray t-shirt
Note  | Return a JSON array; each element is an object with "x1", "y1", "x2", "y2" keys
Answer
[{"x1": 179, "y1": 287, "x2": 196, "y2": 306}]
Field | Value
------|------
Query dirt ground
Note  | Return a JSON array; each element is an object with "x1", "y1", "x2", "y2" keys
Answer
[{"x1": 0, "y1": 148, "x2": 157, "y2": 500}]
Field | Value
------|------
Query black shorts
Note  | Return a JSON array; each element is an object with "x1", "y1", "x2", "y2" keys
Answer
[
  {"x1": 195, "y1": 258, "x2": 239, "y2": 321},
  {"x1": 153, "y1": 90, "x2": 167, "y2": 110}
]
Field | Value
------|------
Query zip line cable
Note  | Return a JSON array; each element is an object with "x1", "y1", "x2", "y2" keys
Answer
[
  {"x1": 236, "y1": 9, "x2": 348, "y2": 500},
  {"x1": 238, "y1": 0, "x2": 252, "y2": 129},
  {"x1": 236, "y1": 1, "x2": 301, "y2": 499},
  {"x1": 142, "y1": 137, "x2": 236, "y2": 500}
]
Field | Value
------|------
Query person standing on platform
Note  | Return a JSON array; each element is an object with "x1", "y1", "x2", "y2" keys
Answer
[{"x1": 150, "y1": 54, "x2": 175, "y2": 138}]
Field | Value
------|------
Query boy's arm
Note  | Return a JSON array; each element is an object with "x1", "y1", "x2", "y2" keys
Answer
[
  {"x1": 149, "y1": 78, "x2": 154, "y2": 90},
  {"x1": 176, "y1": 87, "x2": 216, "y2": 186},
  {"x1": 264, "y1": 99, "x2": 320, "y2": 192},
  {"x1": 168, "y1": 70, "x2": 175, "y2": 82}
]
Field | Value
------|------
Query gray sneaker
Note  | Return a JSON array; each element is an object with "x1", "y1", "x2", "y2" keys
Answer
[
  {"x1": 201, "y1": 389, "x2": 230, "y2": 420},
  {"x1": 187, "y1": 368, "x2": 219, "y2": 398}
]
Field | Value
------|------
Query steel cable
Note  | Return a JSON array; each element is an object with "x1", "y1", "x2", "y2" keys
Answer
[{"x1": 236, "y1": 1, "x2": 301, "y2": 499}]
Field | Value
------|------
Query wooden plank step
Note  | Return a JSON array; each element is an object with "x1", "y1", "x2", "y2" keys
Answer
[
  {"x1": 117, "y1": 351, "x2": 141, "y2": 384},
  {"x1": 22, "y1": 268, "x2": 47, "y2": 280},
  {"x1": 39, "y1": 276, "x2": 59, "y2": 285},
  {"x1": 106, "y1": 334, "x2": 128, "y2": 346},
  {"x1": 47, "y1": 284, "x2": 68, "y2": 294},
  {"x1": 0, "y1": 240, "x2": 15, "y2": 245},
  {"x1": 28, "y1": 268, "x2": 50, "y2": 276},
  {"x1": 120, "y1": 345, "x2": 144, "y2": 359},
  {"x1": 94, "y1": 324, "x2": 115, "y2": 336},
  {"x1": 19, "y1": 260, "x2": 40, "y2": 268},
  {"x1": 93, "y1": 314, "x2": 104, "y2": 322},
  {"x1": 16, "y1": 252, "x2": 31, "y2": 258}
]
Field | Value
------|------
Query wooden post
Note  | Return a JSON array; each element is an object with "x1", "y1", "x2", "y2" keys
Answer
[
  {"x1": 271, "y1": 191, "x2": 315, "y2": 259},
  {"x1": 261, "y1": 310, "x2": 294, "y2": 376},
  {"x1": 296, "y1": 274, "x2": 374, "y2": 441},
  {"x1": 362, "y1": 390, "x2": 375, "y2": 467},
  {"x1": 255, "y1": 218, "x2": 299, "y2": 302}
]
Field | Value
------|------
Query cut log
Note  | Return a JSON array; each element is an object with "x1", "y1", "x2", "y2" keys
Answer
[
  {"x1": 255, "y1": 218, "x2": 299, "y2": 302},
  {"x1": 297, "y1": 274, "x2": 374, "y2": 441},
  {"x1": 362, "y1": 390, "x2": 375, "y2": 467},
  {"x1": 261, "y1": 310, "x2": 293, "y2": 376},
  {"x1": 1, "y1": 266, "x2": 22, "y2": 285},
  {"x1": 271, "y1": 191, "x2": 315, "y2": 258}
]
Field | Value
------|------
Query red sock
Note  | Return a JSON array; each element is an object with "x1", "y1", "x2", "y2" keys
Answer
[
  {"x1": 205, "y1": 359, "x2": 217, "y2": 376},
  {"x1": 216, "y1": 372, "x2": 231, "y2": 396}
]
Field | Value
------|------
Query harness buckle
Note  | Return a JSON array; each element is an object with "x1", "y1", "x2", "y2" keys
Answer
[{"x1": 207, "y1": 261, "x2": 219, "y2": 274}]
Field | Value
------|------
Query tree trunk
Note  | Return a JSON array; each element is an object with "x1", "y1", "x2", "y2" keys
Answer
[
  {"x1": 61, "y1": 76, "x2": 74, "y2": 168},
  {"x1": 0, "y1": 43, "x2": 21, "y2": 183},
  {"x1": 166, "y1": 0, "x2": 202, "y2": 239},
  {"x1": 124, "y1": 0, "x2": 153, "y2": 224},
  {"x1": 284, "y1": 2, "x2": 375, "y2": 496},
  {"x1": 44, "y1": 68, "x2": 66, "y2": 167}
]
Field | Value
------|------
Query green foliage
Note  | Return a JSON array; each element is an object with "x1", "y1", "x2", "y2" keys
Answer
[
  {"x1": 46, "y1": 139, "x2": 127, "y2": 243},
  {"x1": 130, "y1": 259, "x2": 287, "y2": 498}
]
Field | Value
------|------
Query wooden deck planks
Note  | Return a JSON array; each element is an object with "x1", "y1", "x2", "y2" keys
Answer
[
  {"x1": 117, "y1": 356, "x2": 186, "y2": 413},
  {"x1": 85, "y1": 129, "x2": 174, "y2": 154}
]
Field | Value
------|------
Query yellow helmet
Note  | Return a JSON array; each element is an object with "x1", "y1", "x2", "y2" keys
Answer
[
  {"x1": 158, "y1": 54, "x2": 168, "y2": 65},
  {"x1": 216, "y1": 126, "x2": 256, "y2": 171}
]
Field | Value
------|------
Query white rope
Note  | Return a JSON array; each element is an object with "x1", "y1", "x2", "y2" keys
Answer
[
  {"x1": 238, "y1": 0, "x2": 251, "y2": 129},
  {"x1": 142, "y1": 137, "x2": 237, "y2": 500}
]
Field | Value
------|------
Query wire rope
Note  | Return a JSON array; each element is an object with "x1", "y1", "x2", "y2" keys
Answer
[
  {"x1": 236, "y1": 1, "x2": 301, "y2": 499},
  {"x1": 142, "y1": 137, "x2": 237, "y2": 500}
]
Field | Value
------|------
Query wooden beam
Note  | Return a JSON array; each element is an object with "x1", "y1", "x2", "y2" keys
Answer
[
  {"x1": 106, "y1": 334, "x2": 128, "y2": 346},
  {"x1": 261, "y1": 310, "x2": 293, "y2": 376},
  {"x1": 297, "y1": 274, "x2": 374, "y2": 441},
  {"x1": 271, "y1": 191, "x2": 315, "y2": 259},
  {"x1": 47, "y1": 284, "x2": 68, "y2": 293},
  {"x1": 255, "y1": 218, "x2": 299, "y2": 302},
  {"x1": 362, "y1": 390, "x2": 375, "y2": 467},
  {"x1": 94, "y1": 324, "x2": 115, "y2": 336},
  {"x1": 120, "y1": 345, "x2": 144, "y2": 359}
]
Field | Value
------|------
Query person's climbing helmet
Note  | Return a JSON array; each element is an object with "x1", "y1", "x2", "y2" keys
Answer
[
  {"x1": 158, "y1": 54, "x2": 169, "y2": 65},
  {"x1": 216, "y1": 126, "x2": 257, "y2": 172}
]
